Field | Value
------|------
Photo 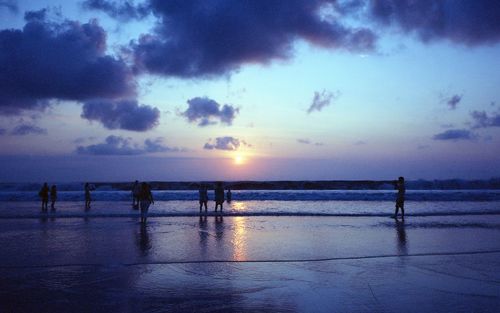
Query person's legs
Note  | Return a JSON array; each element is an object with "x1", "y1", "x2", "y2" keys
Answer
[
  {"x1": 394, "y1": 204, "x2": 399, "y2": 218},
  {"x1": 204, "y1": 201, "x2": 208, "y2": 212}
]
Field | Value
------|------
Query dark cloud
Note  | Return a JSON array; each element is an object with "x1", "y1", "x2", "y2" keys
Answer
[
  {"x1": 307, "y1": 90, "x2": 338, "y2": 113},
  {"x1": 0, "y1": 0, "x2": 18, "y2": 13},
  {"x1": 82, "y1": 0, "x2": 150, "y2": 21},
  {"x1": 203, "y1": 136, "x2": 249, "y2": 151},
  {"x1": 369, "y1": 0, "x2": 500, "y2": 45},
  {"x1": 470, "y1": 110, "x2": 500, "y2": 129},
  {"x1": 10, "y1": 124, "x2": 47, "y2": 136},
  {"x1": 81, "y1": 99, "x2": 160, "y2": 131},
  {"x1": 432, "y1": 129, "x2": 476, "y2": 141},
  {"x1": 0, "y1": 10, "x2": 135, "y2": 115},
  {"x1": 181, "y1": 97, "x2": 238, "y2": 126},
  {"x1": 76, "y1": 135, "x2": 181, "y2": 155},
  {"x1": 0, "y1": 128, "x2": 6, "y2": 135},
  {"x1": 130, "y1": 0, "x2": 376, "y2": 78},
  {"x1": 446, "y1": 94, "x2": 461, "y2": 110}
]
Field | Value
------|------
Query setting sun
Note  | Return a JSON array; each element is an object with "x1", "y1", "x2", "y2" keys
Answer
[{"x1": 234, "y1": 154, "x2": 246, "y2": 165}]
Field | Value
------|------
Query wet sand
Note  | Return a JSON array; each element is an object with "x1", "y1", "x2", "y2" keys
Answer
[{"x1": 1, "y1": 215, "x2": 499, "y2": 312}]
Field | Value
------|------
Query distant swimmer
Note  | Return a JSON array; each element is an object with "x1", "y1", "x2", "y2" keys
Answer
[
  {"x1": 393, "y1": 176, "x2": 406, "y2": 219},
  {"x1": 50, "y1": 185, "x2": 57, "y2": 210},
  {"x1": 39, "y1": 183, "x2": 49, "y2": 212},
  {"x1": 132, "y1": 180, "x2": 141, "y2": 210},
  {"x1": 226, "y1": 188, "x2": 232, "y2": 203},
  {"x1": 199, "y1": 183, "x2": 208, "y2": 213},
  {"x1": 139, "y1": 182, "x2": 154, "y2": 224},
  {"x1": 84, "y1": 183, "x2": 92, "y2": 210},
  {"x1": 214, "y1": 182, "x2": 225, "y2": 212}
]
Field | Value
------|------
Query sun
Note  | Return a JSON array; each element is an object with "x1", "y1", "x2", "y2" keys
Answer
[{"x1": 234, "y1": 154, "x2": 246, "y2": 166}]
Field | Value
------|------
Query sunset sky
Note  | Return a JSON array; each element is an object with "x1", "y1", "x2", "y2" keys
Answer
[{"x1": 1, "y1": 0, "x2": 499, "y2": 182}]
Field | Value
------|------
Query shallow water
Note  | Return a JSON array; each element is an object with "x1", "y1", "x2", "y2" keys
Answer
[{"x1": 1, "y1": 213, "x2": 500, "y2": 312}]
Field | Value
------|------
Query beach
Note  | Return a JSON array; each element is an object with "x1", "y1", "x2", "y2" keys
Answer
[{"x1": 1, "y1": 199, "x2": 499, "y2": 312}]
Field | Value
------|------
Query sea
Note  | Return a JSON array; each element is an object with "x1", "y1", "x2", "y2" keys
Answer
[{"x1": 1, "y1": 179, "x2": 499, "y2": 218}]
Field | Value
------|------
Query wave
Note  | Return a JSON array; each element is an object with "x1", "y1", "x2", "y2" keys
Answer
[
  {"x1": 2, "y1": 190, "x2": 500, "y2": 202},
  {"x1": 1, "y1": 178, "x2": 500, "y2": 192}
]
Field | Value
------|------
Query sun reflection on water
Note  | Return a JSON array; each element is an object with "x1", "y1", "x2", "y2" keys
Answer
[{"x1": 232, "y1": 216, "x2": 247, "y2": 261}]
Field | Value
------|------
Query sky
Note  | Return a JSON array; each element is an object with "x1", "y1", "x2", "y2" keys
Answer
[{"x1": 0, "y1": 0, "x2": 500, "y2": 182}]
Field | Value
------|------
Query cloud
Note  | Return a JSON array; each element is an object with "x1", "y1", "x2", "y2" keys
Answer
[
  {"x1": 0, "y1": 0, "x2": 18, "y2": 13},
  {"x1": 0, "y1": 128, "x2": 6, "y2": 135},
  {"x1": 0, "y1": 10, "x2": 135, "y2": 115},
  {"x1": 181, "y1": 97, "x2": 238, "y2": 126},
  {"x1": 307, "y1": 90, "x2": 339, "y2": 113},
  {"x1": 130, "y1": 0, "x2": 376, "y2": 78},
  {"x1": 297, "y1": 138, "x2": 311, "y2": 144},
  {"x1": 470, "y1": 110, "x2": 500, "y2": 129},
  {"x1": 81, "y1": 99, "x2": 160, "y2": 131},
  {"x1": 203, "y1": 136, "x2": 249, "y2": 151},
  {"x1": 368, "y1": 1, "x2": 500, "y2": 45},
  {"x1": 82, "y1": 0, "x2": 150, "y2": 21},
  {"x1": 445, "y1": 94, "x2": 462, "y2": 110},
  {"x1": 432, "y1": 129, "x2": 476, "y2": 141},
  {"x1": 76, "y1": 135, "x2": 181, "y2": 155},
  {"x1": 10, "y1": 124, "x2": 47, "y2": 136},
  {"x1": 297, "y1": 138, "x2": 324, "y2": 146}
]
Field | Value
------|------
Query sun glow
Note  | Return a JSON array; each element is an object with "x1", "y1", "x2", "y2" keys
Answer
[{"x1": 234, "y1": 154, "x2": 246, "y2": 165}]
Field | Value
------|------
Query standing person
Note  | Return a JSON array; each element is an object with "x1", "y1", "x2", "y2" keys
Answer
[
  {"x1": 226, "y1": 188, "x2": 232, "y2": 203},
  {"x1": 84, "y1": 183, "x2": 92, "y2": 210},
  {"x1": 199, "y1": 183, "x2": 208, "y2": 213},
  {"x1": 50, "y1": 185, "x2": 57, "y2": 210},
  {"x1": 139, "y1": 182, "x2": 154, "y2": 224},
  {"x1": 132, "y1": 180, "x2": 141, "y2": 209},
  {"x1": 393, "y1": 176, "x2": 406, "y2": 219},
  {"x1": 39, "y1": 183, "x2": 49, "y2": 212},
  {"x1": 214, "y1": 182, "x2": 225, "y2": 212}
]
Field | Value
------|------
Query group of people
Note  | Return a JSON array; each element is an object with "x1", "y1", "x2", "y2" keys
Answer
[
  {"x1": 38, "y1": 177, "x2": 406, "y2": 221},
  {"x1": 38, "y1": 183, "x2": 57, "y2": 211},
  {"x1": 198, "y1": 182, "x2": 232, "y2": 213}
]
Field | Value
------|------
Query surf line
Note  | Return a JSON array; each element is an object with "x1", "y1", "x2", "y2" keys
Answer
[{"x1": 2, "y1": 249, "x2": 500, "y2": 269}]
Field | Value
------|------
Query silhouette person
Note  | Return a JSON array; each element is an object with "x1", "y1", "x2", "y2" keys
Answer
[
  {"x1": 139, "y1": 182, "x2": 154, "y2": 224},
  {"x1": 214, "y1": 182, "x2": 225, "y2": 212},
  {"x1": 50, "y1": 185, "x2": 57, "y2": 211},
  {"x1": 199, "y1": 183, "x2": 208, "y2": 213},
  {"x1": 39, "y1": 183, "x2": 49, "y2": 212},
  {"x1": 393, "y1": 176, "x2": 406, "y2": 219},
  {"x1": 132, "y1": 180, "x2": 141, "y2": 210},
  {"x1": 226, "y1": 188, "x2": 232, "y2": 203},
  {"x1": 84, "y1": 183, "x2": 92, "y2": 210}
]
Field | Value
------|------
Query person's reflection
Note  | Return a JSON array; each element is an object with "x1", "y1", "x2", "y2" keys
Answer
[
  {"x1": 395, "y1": 219, "x2": 408, "y2": 255},
  {"x1": 137, "y1": 223, "x2": 152, "y2": 256},
  {"x1": 199, "y1": 215, "x2": 209, "y2": 242},
  {"x1": 215, "y1": 215, "x2": 224, "y2": 241}
]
